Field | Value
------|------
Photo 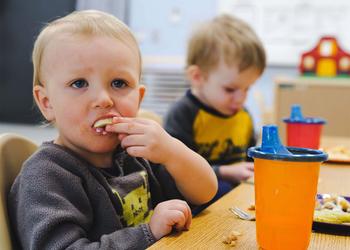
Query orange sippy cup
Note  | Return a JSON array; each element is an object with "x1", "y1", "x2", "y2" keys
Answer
[{"x1": 248, "y1": 125, "x2": 327, "y2": 250}]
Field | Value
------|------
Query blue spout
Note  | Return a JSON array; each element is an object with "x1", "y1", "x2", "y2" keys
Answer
[
  {"x1": 261, "y1": 125, "x2": 292, "y2": 155},
  {"x1": 290, "y1": 104, "x2": 304, "y2": 121}
]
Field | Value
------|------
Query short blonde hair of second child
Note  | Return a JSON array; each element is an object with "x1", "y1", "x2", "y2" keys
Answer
[
  {"x1": 32, "y1": 10, "x2": 142, "y2": 88},
  {"x1": 186, "y1": 14, "x2": 266, "y2": 76}
]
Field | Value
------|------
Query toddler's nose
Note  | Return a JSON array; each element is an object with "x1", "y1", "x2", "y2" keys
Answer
[{"x1": 93, "y1": 90, "x2": 114, "y2": 109}]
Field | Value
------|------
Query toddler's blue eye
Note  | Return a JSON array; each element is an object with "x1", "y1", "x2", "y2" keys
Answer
[
  {"x1": 71, "y1": 79, "x2": 88, "y2": 88},
  {"x1": 112, "y1": 79, "x2": 127, "y2": 88}
]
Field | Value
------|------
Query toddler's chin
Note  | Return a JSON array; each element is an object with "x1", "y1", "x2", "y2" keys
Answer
[
  {"x1": 91, "y1": 137, "x2": 120, "y2": 151},
  {"x1": 229, "y1": 106, "x2": 243, "y2": 115},
  {"x1": 223, "y1": 108, "x2": 239, "y2": 116},
  {"x1": 92, "y1": 144, "x2": 119, "y2": 154}
]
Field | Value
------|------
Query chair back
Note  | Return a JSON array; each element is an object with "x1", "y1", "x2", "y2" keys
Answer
[{"x1": 0, "y1": 133, "x2": 37, "y2": 250}]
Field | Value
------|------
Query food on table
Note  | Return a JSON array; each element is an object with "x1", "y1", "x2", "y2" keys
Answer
[
  {"x1": 314, "y1": 210, "x2": 350, "y2": 224},
  {"x1": 324, "y1": 145, "x2": 350, "y2": 161},
  {"x1": 339, "y1": 198, "x2": 350, "y2": 211},
  {"x1": 314, "y1": 194, "x2": 350, "y2": 224},
  {"x1": 222, "y1": 230, "x2": 241, "y2": 247},
  {"x1": 93, "y1": 118, "x2": 114, "y2": 128},
  {"x1": 247, "y1": 204, "x2": 255, "y2": 211}
]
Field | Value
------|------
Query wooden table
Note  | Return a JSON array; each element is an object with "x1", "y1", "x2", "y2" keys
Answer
[{"x1": 149, "y1": 138, "x2": 350, "y2": 249}]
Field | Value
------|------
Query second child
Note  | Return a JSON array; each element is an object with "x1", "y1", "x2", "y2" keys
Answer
[{"x1": 164, "y1": 14, "x2": 266, "y2": 210}]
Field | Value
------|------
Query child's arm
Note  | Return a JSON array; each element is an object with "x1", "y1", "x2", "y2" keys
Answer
[
  {"x1": 217, "y1": 162, "x2": 254, "y2": 182},
  {"x1": 106, "y1": 117, "x2": 218, "y2": 205}
]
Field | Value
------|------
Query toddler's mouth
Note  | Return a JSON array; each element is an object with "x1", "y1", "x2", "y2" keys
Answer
[
  {"x1": 93, "y1": 118, "x2": 113, "y2": 128},
  {"x1": 93, "y1": 117, "x2": 114, "y2": 135}
]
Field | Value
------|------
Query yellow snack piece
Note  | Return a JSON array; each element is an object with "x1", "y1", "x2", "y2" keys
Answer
[
  {"x1": 314, "y1": 209, "x2": 350, "y2": 224},
  {"x1": 93, "y1": 118, "x2": 113, "y2": 128}
]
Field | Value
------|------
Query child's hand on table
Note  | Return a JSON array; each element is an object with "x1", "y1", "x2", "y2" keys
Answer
[
  {"x1": 219, "y1": 162, "x2": 254, "y2": 182},
  {"x1": 149, "y1": 199, "x2": 192, "y2": 240}
]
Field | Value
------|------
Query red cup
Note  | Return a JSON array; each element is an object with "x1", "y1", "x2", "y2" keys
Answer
[
  {"x1": 286, "y1": 123, "x2": 323, "y2": 149},
  {"x1": 284, "y1": 105, "x2": 326, "y2": 149}
]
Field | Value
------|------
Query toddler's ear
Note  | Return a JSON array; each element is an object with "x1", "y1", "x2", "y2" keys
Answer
[
  {"x1": 137, "y1": 84, "x2": 146, "y2": 107},
  {"x1": 33, "y1": 85, "x2": 55, "y2": 121},
  {"x1": 186, "y1": 65, "x2": 205, "y2": 87}
]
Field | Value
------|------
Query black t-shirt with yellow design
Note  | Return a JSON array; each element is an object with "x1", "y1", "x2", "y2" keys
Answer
[
  {"x1": 164, "y1": 90, "x2": 256, "y2": 166},
  {"x1": 101, "y1": 168, "x2": 153, "y2": 227},
  {"x1": 99, "y1": 150, "x2": 159, "y2": 227}
]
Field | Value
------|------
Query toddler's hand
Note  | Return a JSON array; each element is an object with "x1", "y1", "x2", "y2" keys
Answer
[
  {"x1": 149, "y1": 199, "x2": 192, "y2": 240},
  {"x1": 105, "y1": 116, "x2": 177, "y2": 164},
  {"x1": 220, "y1": 162, "x2": 254, "y2": 182}
]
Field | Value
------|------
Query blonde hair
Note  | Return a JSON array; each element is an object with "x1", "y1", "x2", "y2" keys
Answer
[
  {"x1": 32, "y1": 10, "x2": 141, "y2": 87},
  {"x1": 186, "y1": 14, "x2": 266, "y2": 75}
]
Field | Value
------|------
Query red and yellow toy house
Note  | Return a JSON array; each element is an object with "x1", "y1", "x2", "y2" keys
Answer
[{"x1": 299, "y1": 36, "x2": 350, "y2": 77}]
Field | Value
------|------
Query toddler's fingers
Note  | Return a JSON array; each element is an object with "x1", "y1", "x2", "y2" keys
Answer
[
  {"x1": 118, "y1": 133, "x2": 127, "y2": 141},
  {"x1": 125, "y1": 146, "x2": 147, "y2": 158},
  {"x1": 248, "y1": 167, "x2": 254, "y2": 173},
  {"x1": 168, "y1": 200, "x2": 192, "y2": 230},
  {"x1": 113, "y1": 116, "x2": 152, "y2": 125},
  {"x1": 106, "y1": 122, "x2": 146, "y2": 135},
  {"x1": 183, "y1": 203, "x2": 192, "y2": 229},
  {"x1": 246, "y1": 163, "x2": 255, "y2": 171},
  {"x1": 168, "y1": 210, "x2": 187, "y2": 231},
  {"x1": 177, "y1": 200, "x2": 192, "y2": 229},
  {"x1": 120, "y1": 134, "x2": 147, "y2": 148}
]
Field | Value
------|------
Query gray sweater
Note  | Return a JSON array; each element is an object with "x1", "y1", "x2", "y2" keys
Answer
[{"x1": 8, "y1": 142, "x2": 183, "y2": 250}]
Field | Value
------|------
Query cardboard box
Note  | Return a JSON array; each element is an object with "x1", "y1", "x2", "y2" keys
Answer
[{"x1": 274, "y1": 76, "x2": 350, "y2": 143}]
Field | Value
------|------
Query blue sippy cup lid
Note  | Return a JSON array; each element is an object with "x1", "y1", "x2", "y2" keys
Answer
[
  {"x1": 260, "y1": 125, "x2": 291, "y2": 155},
  {"x1": 247, "y1": 125, "x2": 328, "y2": 162},
  {"x1": 283, "y1": 104, "x2": 326, "y2": 124}
]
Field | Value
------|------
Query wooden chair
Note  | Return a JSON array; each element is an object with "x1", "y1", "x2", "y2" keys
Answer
[{"x1": 0, "y1": 133, "x2": 37, "y2": 250}]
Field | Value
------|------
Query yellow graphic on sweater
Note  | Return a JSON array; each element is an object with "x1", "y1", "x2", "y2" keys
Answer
[
  {"x1": 111, "y1": 171, "x2": 153, "y2": 226},
  {"x1": 193, "y1": 109, "x2": 253, "y2": 162}
]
